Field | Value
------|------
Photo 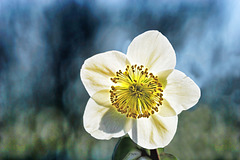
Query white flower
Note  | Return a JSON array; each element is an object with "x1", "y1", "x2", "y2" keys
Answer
[{"x1": 80, "y1": 30, "x2": 200, "y2": 149}]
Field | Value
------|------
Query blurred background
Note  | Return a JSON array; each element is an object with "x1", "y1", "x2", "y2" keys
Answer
[{"x1": 0, "y1": 0, "x2": 240, "y2": 159}]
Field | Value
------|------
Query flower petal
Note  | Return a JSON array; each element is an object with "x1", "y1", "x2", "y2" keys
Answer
[
  {"x1": 128, "y1": 115, "x2": 178, "y2": 149},
  {"x1": 156, "y1": 69, "x2": 173, "y2": 88},
  {"x1": 83, "y1": 98, "x2": 132, "y2": 140},
  {"x1": 80, "y1": 51, "x2": 130, "y2": 96},
  {"x1": 91, "y1": 89, "x2": 111, "y2": 107},
  {"x1": 163, "y1": 70, "x2": 201, "y2": 114},
  {"x1": 158, "y1": 99, "x2": 176, "y2": 117},
  {"x1": 126, "y1": 30, "x2": 176, "y2": 73}
]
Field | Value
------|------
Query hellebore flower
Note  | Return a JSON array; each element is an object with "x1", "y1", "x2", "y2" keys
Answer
[{"x1": 80, "y1": 30, "x2": 200, "y2": 149}]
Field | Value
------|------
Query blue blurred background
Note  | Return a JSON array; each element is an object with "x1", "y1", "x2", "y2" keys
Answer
[{"x1": 0, "y1": 0, "x2": 240, "y2": 159}]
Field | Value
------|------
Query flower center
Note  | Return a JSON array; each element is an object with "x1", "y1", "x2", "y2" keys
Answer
[{"x1": 110, "y1": 64, "x2": 163, "y2": 119}]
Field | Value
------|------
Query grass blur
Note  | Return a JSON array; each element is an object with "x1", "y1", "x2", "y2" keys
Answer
[
  {"x1": 166, "y1": 105, "x2": 240, "y2": 160},
  {"x1": 0, "y1": 107, "x2": 118, "y2": 159},
  {"x1": 0, "y1": 105, "x2": 239, "y2": 159}
]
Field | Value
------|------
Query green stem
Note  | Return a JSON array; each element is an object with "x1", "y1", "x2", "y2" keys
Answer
[{"x1": 150, "y1": 149, "x2": 160, "y2": 160}]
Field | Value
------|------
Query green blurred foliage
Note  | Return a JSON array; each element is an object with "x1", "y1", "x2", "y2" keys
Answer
[
  {"x1": 0, "y1": 108, "x2": 71, "y2": 159},
  {"x1": 113, "y1": 137, "x2": 141, "y2": 160},
  {"x1": 160, "y1": 152, "x2": 177, "y2": 160},
  {"x1": 165, "y1": 105, "x2": 240, "y2": 160},
  {"x1": 0, "y1": 105, "x2": 239, "y2": 159}
]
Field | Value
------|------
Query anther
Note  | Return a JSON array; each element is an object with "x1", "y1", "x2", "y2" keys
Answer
[{"x1": 109, "y1": 64, "x2": 164, "y2": 119}]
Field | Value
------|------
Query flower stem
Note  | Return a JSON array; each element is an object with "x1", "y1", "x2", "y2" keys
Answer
[{"x1": 150, "y1": 149, "x2": 160, "y2": 160}]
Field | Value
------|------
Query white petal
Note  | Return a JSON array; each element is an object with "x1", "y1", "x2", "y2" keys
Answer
[
  {"x1": 91, "y1": 89, "x2": 111, "y2": 107},
  {"x1": 158, "y1": 99, "x2": 176, "y2": 117},
  {"x1": 156, "y1": 69, "x2": 173, "y2": 88},
  {"x1": 83, "y1": 98, "x2": 132, "y2": 140},
  {"x1": 128, "y1": 115, "x2": 178, "y2": 149},
  {"x1": 127, "y1": 30, "x2": 176, "y2": 73},
  {"x1": 163, "y1": 70, "x2": 201, "y2": 114},
  {"x1": 80, "y1": 51, "x2": 130, "y2": 96}
]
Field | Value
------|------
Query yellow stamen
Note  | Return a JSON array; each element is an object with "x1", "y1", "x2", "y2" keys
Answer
[{"x1": 109, "y1": 64, "x2": 164, "y2": 119}]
